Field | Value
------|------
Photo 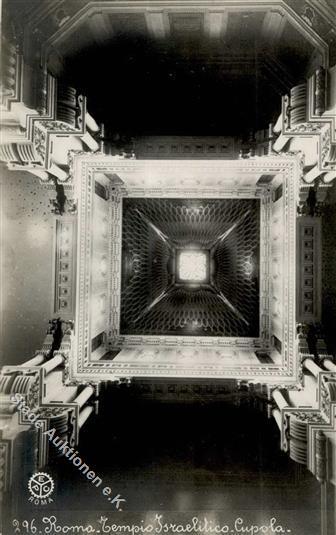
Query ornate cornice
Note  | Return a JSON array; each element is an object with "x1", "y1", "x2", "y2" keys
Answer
[
  {"x1": 40, "y1": 1, "x2": 329, "y2": 68},
  {"x1": 280, "y1": 371, "x2": 336, "y2": 483},
  {"x1": 70, "y1": 155, "x2": 299, "y2": 383}
]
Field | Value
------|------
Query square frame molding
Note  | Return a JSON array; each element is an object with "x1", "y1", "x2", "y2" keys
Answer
[{"x1": 68, "y1": 155, "x2": 299, "y2": 384}]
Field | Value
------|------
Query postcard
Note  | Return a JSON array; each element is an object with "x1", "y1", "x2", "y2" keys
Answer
[{"x1": 1, "y1": 2, "x2": 335, "y2": 535}]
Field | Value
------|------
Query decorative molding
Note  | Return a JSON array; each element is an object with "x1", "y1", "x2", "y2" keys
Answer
[
  {"x1": 297, "y1": 217, "x2": 322, "y2": 323},
  {"x1": 134, "y1": 136, "x2": 236, "y2": 159},
  {"x1": 70, "y1": 155, "x2": 299, "y2": 383},
  {"x1": 280, "y1": 371, "x2": 336, "y2": 484},
  {"x1": 320, "y1": 124, "x2": 336, "y2": 171},
  {"x1": 110, "y1": 335, "x2": 263, "y2": 349},
  {"x1": 53, "y1": 217, "x2": 77, "y2": 319},
  {"x1": 0, "y1": 366, "x2": 43, "y2": 409},
  {"x1": 41, "y1": 1, "x2": 329, "y2": 70},
  {"x1": 282, "y1": 94, "x2": 325, "y2": 136},
  {"x1": 0, "y1": 439, "x2": 12, "y2": 498},
  {"x1": 0, "y1": 45, "x2": 23, "y2": 112},
  {"x1": 0, "y1": 70, "x2": 93, "y2": 183},
  {"x1": 0, "y1": 326, "x2": 98, "y2": 485},
  {"x1": 278, "y1": 73, "x2": 336, "y2": 178}
]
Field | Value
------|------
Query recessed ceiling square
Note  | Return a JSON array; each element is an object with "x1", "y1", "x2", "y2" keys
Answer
[{"x1": 120, "y1": 197, "x2": 260, "y2": 338}]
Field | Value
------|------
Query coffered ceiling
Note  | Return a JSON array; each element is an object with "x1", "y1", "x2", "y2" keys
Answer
[
  {"x1": 3, "y1": 0, "x2": 334, "y2": 136},
  {"x1": 121, "y1": 197, "x2": 260, "y2": 337}
]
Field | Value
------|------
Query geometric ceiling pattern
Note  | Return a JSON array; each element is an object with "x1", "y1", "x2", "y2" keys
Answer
[{"x1": 121, "y1": 198, "x2": 260, "y2": 337}]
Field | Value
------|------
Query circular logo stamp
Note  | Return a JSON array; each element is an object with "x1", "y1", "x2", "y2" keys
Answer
[{"x1": 28, "y1": 472, "x2": 54, "y2": 500}]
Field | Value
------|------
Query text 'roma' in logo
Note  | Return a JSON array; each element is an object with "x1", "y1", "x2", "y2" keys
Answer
[{"x1": 28, "y1": 472, "x2": 54, "y2": 505}]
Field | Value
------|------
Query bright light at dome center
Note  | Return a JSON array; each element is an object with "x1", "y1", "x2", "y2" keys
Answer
[{"x1": 178, "y1": 251, "x2": 207, "y2": 282}]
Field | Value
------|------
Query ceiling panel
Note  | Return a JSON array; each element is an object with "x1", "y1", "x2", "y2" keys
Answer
[
  {"x1": 108, "y1": 12, "x2": 148, "y2": 36},
  {"x1": 170, "y1": 13, "x2": 204, "y2": 35},
  {"x1": 225, "y1": 11, "x2": 266, "y2": 47}
]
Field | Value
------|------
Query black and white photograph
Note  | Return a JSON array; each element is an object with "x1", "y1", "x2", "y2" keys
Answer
[{"x1": 0, "y1": 1, "x2": 336, "y2": 534}]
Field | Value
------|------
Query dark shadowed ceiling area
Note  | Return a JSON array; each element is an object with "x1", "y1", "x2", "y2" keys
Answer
[
  {"x1": 62, "y1": 39, "x2": 278, "y2": 137},
  {"x1": 4, "y1": 1, "x2": 333, "y2": 138},
  {"x1": 61, "y1": 12, "x2": 314, "y2": 138}
]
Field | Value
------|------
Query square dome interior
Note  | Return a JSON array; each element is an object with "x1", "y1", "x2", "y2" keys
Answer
[{"x1": 120, "y1": 197, "x2": 260, "y2": 337}]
